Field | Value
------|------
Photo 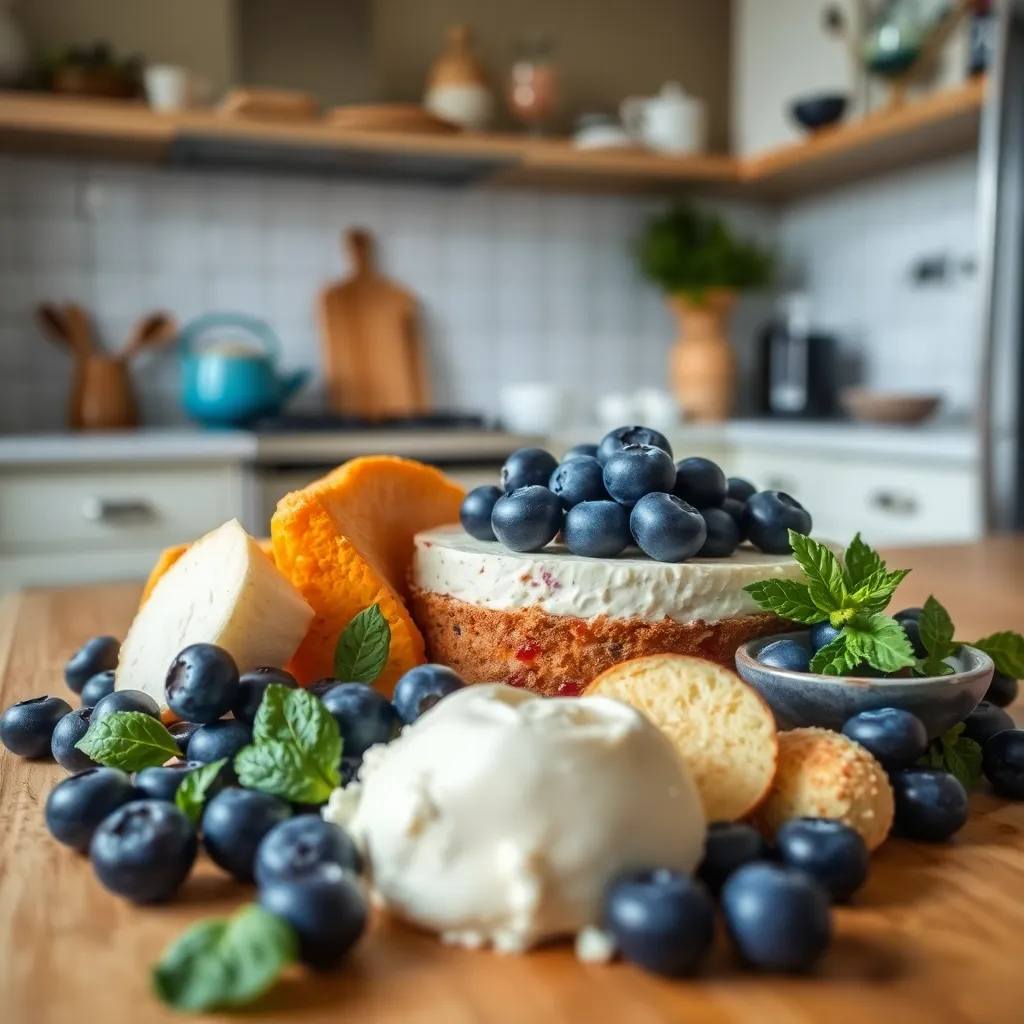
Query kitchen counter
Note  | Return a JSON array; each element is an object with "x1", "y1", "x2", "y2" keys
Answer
[{"x1": 1, "y1": 538, "x2": 1023, "y2": 1023}]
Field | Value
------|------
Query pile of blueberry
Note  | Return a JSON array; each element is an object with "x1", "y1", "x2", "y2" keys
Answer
[
  {"x1": 0, "y1": 633, "x2": 467, "y2": 972},
  {"x1": 461, "y1": 426, "x2": 812, "y2": 561}
]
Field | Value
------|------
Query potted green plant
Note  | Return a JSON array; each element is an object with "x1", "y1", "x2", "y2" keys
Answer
[{"x1": 638, "y1": 204, "x2": 772, "y2": 422}]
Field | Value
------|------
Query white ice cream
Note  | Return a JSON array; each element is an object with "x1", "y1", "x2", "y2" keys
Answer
[
  {"x1": 324, "y1": 684, "x2": 706, "y2": 953},
  {"x1": 413, "y1": 524, "x2": 813, "y2": 624}
]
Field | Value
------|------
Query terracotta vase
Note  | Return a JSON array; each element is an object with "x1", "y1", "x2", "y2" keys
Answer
[{"x1": 667, "y1": 291, "x2": 737, "y2": 423}]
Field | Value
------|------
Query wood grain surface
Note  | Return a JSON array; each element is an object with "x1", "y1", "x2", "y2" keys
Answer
[{"x1": 2, "y1": 540, "x2": 1024, "y2": 1024}]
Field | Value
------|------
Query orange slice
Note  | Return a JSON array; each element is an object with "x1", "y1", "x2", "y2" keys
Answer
[
  {"x1": 271, "y1": 455, "x2": 465, "y2": 694},
  {"x1": 141, "y1": 538, "x2": 274, "y2": 607}
]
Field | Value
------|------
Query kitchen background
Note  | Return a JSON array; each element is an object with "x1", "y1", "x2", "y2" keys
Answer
[{"x1": 0, "y1": 0, "x2": 999, "y2": 588}]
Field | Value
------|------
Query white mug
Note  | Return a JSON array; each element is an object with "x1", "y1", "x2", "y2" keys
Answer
[
  {"x1": 144, "y1": 65, "x2": 205, "y2": 112},
  {"x1": 498, "y1": 383, "x2": 570, "y2": 435}
]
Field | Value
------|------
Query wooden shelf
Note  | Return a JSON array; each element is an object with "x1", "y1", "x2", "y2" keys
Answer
[{"x1": 0, "y1": 79, "x2": 988, "y2": 198}]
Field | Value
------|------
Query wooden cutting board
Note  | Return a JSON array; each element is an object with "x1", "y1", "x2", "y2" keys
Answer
[{"x1": 317, "y1": 229, "x2": 431, "y2": 419}]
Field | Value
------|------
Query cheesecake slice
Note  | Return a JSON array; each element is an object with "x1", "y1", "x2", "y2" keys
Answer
[{"x1": 410, "y1": 525, "x2": 812, "y2": 697}]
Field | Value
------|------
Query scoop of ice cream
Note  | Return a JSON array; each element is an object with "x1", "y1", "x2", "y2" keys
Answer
[{"x1": 324, "y1": 683, "x2": 705, "y2": 952}]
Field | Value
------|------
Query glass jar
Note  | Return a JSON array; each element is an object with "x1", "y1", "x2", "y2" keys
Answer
[{"x1": 507, "y1": 35, "x2": 559, "y2": 135}]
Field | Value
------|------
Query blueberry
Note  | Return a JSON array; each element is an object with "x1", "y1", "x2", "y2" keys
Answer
[
  {"x1": 233, "y1": 667, "x2": 298, "y2": 728},
  {"x1": 673, "y1": 457, "x2": 727, "y2": 509},
  {"x1": 45, "y1": 766, "x2": 137, "y2": 852},
  {"x1": 65, "y1": 636, "x2": 120, "y2": 695},
  {"x1": 134, "y1": 760, "x2": 219, "y2": 804},
  {"x1": 562, "y1": 443, "x2": 599, "y2": 462},
  {"x1": 985, "y1": 669, "x2": 1018, "y2": 708},
  {"x1": 259, "y1": 862, "x2": 367, "y2": 970},
  {"x1": 809, "y1": 621, "x2": 842, "y2": 652},
  {"x1": 168, "y1": 721, "x2": 200, "y2": 757},
  {"x1": 697, "y1": 821, "x2": 769, "y2": 895},
  {"x1": 602, "y1": 868, "x2": 715, "y2": 977},
  {"x1": 563, "y1": 500, "x2": 632, "y2": 558},
  {"x1": 900, "y1": 619, "x2": 927, "y2": 659},
  {"x1": 757, "y1": 638, "x2": 811, "y2": 672},
  {"x1": 548, "y1": 456, "x2": 607, "y2": 508},
  {"x1": 500, "y1": 448, "x2": 559, "y2": 492},
  {"x1": 80, "y1": 670, "x2": 116, "y2": 707},
  {"x1": 202, "y1": 788, "x2": 292, "y2": 882},
  {"x1": 0, "y1": 695, "x2": 73, "y2": 758},
  {"x1": 51, "y1": 706, "x2": 98, "y2": 772},
  {"x1": 630, "y1": 493, "x2": 707, "y2": 563},
  {"x1": 320, "y1": 683, "x2": 397, "y2": 759},
  {"x1": 307, "y1": 678, "x2": 343, "y2": 700},
  {"x1": 841, "y1": 708, "x2": 928, "y2": 767},
  {"x1": 697, "y1": 506, "x2": 740, "y2": 558},
  {"x1": 460, "y1": 485, "x2": 503, "y2": 541},
  {"x1": 963, "y1": 701, "x2": 1014, "y2": 747},
  {"x1": 602, "y1": 445, "x2": 676, "y2": 508},
  {"x1": 727, "y1": 477, "x2": 757, "y2": 503},
  {"x1": 982, "y1": 729, "x2": 1024, "y2": 799},
  {"x1": 893, "y1": 607, "x2": 923, "y2": 623},
  {"x1": 721, "y1": 862, "x2": 831, "y2": 972},
  {"x1": 742, "y1": 491, "x2": 812, "y2": 554},
  {"x1": 254, "y1": 816, "x2": 361, "y2": 886},
  {"x1": 187, "y1": 719, "x2": 251, "y2": 766},
  {"x1": 775, "y1": 819, "x2": 869, "y2": 903},
  {"x1": 165, "y1": 643, "x2": 240, "y2": 724},
  {"x1": 890, "y1": 769, "x2": 969, "y2": 841},
  {"x1": 91, "y1": 688, "x2": 160, "y2": 725},
  {"x1": 91, "y1": 800, "x2": 197, "y2": 903},
  {"x1": 393, "y1": 664, "x2": 465, "y2": 725},
  {"x1": 491, "y1": 486, "x2": 563, "y2": 552},
  {"x1": 720, "y1": 497, "x2": 747, "y2": 539},
  {"x1": 596, "y1": 425, "x2": 673, "y2": 465}
]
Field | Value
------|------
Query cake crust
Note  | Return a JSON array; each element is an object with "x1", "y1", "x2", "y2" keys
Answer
[{"x1": 409, "y1": 587, "x2": 786, "y2": 697}]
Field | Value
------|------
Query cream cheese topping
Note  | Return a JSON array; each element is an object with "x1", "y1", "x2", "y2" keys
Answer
[
  {"x1": 324, "y1": 684, "x2": 706, "y2": 953},
  {"x1": 413, "y1": 524, "x2": 816, "y2": 624}
]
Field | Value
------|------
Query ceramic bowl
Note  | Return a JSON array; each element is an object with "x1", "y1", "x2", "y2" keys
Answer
[
  {"x1": 840, "y1": 387, "x2": 942, "y2": 425},
  {"x1": 735, "y1": 632, "x2": 993, "y2": 739},
  {"x1": 790, "y1": 93, "x2": 848, "y2": 132}
]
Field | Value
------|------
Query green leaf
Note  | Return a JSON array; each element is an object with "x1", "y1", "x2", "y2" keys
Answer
[
  {"x1": 743, "y1": 579, "x2": 828, "y2": 624},
  {"x1": 972, "y1": 631, "x2": 1024, "y2": 678},
  {"x1": 334, "y1": 604, "x2": 391, "y2": 684},
  {"x1": 238, "y1": 685, "x2": 341, "y2": 804},
  {"x1": 175, "y1": 759, "x2": 227, "y2": 824},
  {"x1": 809, "y1": 633, "x2": 862, "y2": 675},
  {"x1": 844, "y1": 532, "x2": 885, "y2": 588},
  {"x1": 850, "y1": 568, "x2": 912, "y2": 614},
  {"x1": 75, "y1": 711, "x2": 179, "y2": 772},
  {"x1": 918, "y1": 724, "x2": 983, "y2": 792},
  {"x1": 151, "y1": 904, "x2": 297, "y2": 1013},
  {"x1": 845, "y1": 613, "x2": 917, "y2": 673},
  {"x1": 919, "y1": 595, "x2": 957, "y2": 664},
  {"x1": 787, "y1": 531, "x2": 848, "y2": 613}
]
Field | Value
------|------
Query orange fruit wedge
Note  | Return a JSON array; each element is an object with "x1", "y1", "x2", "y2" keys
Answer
[
  {"x1": 141, "y1": 538, "x2": 275, "y2": 607},
  {"x1": 271, "y1": 455, "x2": 465, "y2": 694}
]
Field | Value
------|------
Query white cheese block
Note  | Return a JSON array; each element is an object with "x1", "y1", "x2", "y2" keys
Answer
[{"x1": 116, "y1": 519, "x2": 314, "y2": 708}]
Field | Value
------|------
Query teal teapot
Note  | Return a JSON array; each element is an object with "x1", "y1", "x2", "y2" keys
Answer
[{"x1": 178, "y1": 313, "x2": 309, "y2": 427}]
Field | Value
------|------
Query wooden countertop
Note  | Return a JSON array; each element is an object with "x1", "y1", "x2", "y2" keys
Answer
[{"x1": 2, "y1": 539, "x2": 1024, "y2": 1024}]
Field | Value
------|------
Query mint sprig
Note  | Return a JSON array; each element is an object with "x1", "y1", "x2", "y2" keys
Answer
[
  {"x1": 234, "y1": 685, "x2": 341, "y2": 804},
  {"x1": 745, "y1": 531, "x2": 916, "y2": 675},
  {"x1": 175, "y1": 758, "x2": 227, "y2": 824},
  {"x1": 972, "y1": 632, "x2": 1024, "y2": 678},
  {"x1": 919, "y1": 723, "x2": 983, "y2": 791},
  {"x1": 917, "y1": 595, "x2": 958, "y2": 677},
  {"x1": 75, "y1": 711, "x2": 179, "y2": 772},
  {"x1": 152, "y1": 904, "x2": 297, "y2": 1012},
  {"x1": 333, "y1": 603, "x2": 391, "y2": 684}
]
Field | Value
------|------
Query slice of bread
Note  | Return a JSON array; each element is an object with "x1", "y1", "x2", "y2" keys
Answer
[
  {"x1": 585, "y1": 654, "x2": 778, "y2": 822},
  {"x1": 752, "y1": 727, "x2": 894, "y2": 852}
]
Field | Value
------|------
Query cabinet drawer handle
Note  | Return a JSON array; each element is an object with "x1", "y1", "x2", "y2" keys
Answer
[
  {"x1": 81, "y1": 498, "x2": 156, "y2": 524},
  {"x1": 869, "y1": 491, "x2": 919, "y2": 516}
]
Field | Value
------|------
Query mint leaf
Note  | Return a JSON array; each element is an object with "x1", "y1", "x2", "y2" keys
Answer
[
  {"x1": 152, "y1": 904, "x2": 297, "y2": 1013},
  {"x1": 972, "y1": 631, "x2": 1024, "y2": 678},
  {"x1": 334, "y1": 604, "x2": 391, "y2": 684},
  {"x1": 919, "y1": 595, "x2": 957, "y2": 662},
  {"x1": 919, "y1": 724, "x2": 983, "y2": 792},
  {"x1": 851, "y1": 568, "x2": 912, "y2": 614},
  {"x1": 75, "y1": 711, "x2": 179, "y2": 772},
  {"x1": 845, "y1": 613, "x2": 917, "y2": 673},
  {"x1": 175, "y1": 759, "x2": 227, "y2": 824},
  {"x1": 237, "y1": 685, "x2": 341, "y2": 804},
  {"x1": 809, "y1": 633, "x2": 861, "y2": 675},
  {"x1": 788, "y1": 531, "x2": 847, "y2": 613},
  {"x1": 844, "y1": 533, "x2": 884, "y2": 588},
  {"x1": 744, "y1": 579, "x2": 828, "y2": 624}
]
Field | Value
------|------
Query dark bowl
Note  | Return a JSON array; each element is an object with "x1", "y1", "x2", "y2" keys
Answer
[
  {"x1": 790, "y1": 93, "x2": 848, "y2": 132},
  {"x1": 735, "y1": 632, "x2": 992, "y2": 739}
]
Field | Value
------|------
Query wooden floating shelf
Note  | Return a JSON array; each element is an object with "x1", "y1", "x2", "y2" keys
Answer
[{"x1": 0, "y1": 79, "x2": 987, "y2": 199}]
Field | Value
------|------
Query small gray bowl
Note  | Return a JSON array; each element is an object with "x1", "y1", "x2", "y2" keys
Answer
[{"x1": 735, "y1": 632, "x2": 993, "y2": 739}]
